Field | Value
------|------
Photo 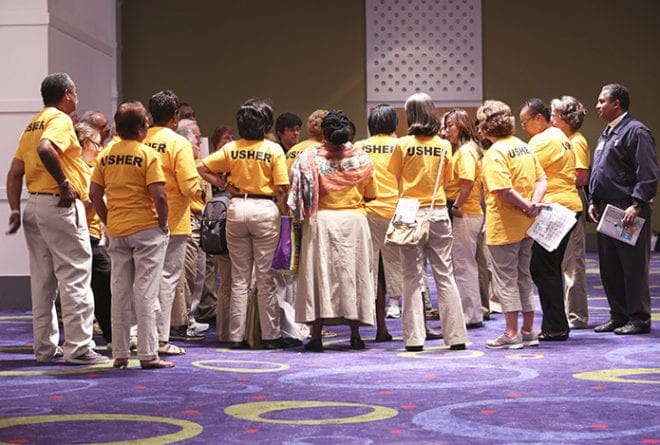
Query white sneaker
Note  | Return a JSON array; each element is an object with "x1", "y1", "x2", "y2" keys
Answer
[
  {"x1": 486, "y1": 333, "x2": 524, "y2": 350},
  {"x1": 66, "y1": 350, "x2": 111, "y2": 365},
  {"x1": 386, "y1": 301, "x2": 401, "y2": 319},
  {"x1": 189, "y1": 320, "x2": 210, "y2": 333},
  {"x1": 522, "y1": 331, "x2": 539, "y2": 347}
]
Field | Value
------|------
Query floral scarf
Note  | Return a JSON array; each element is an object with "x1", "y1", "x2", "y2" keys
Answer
[{"x1": 288, "y1": 142, "x2": 373, "y2": 221}]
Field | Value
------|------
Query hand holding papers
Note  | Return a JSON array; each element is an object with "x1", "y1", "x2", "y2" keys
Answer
[
  {"x1": 596, "y1": 204, "x2": 645, "y2": 246},
  {"x1": 526, "y1": 203, "x2": 577, "y2": 252}
]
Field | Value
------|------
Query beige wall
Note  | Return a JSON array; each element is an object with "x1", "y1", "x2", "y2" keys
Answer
[
  {"x1": 121, "y1": 0, "x2": 366, "y2": 138},
  {"x1": 121, "y1": 0, "x2": 660, "y2": 228}
]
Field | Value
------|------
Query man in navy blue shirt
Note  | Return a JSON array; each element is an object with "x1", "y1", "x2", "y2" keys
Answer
[{"x1": 588, "y1": 83, "x2": 659, "y2": 335}]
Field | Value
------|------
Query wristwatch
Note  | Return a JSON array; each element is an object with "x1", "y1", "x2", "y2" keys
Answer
[{"x1": 632, "y1": 200, "x2": 643, "y2": 209}]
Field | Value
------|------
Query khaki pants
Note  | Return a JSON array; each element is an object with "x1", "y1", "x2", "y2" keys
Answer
[
  {"x1": 452, "y1": 213, "x2": 484, "y2": 324},
  {"x1": 23, "y1": 195, "x2": 95, "y2": 362},
  {"x1": 172, "y1": 216, "x2": 205, "y2": 327},
  {"x1": 157, "y1": 234, "x2": 187, "y2": 342},
  {"x1": 562, "y1": 195, "x2": 588, "y2": 325},
  {"x1": 487, "y1": 238, "x2": 535, "y2": 313},
  {"x1": 107, "y1": 227, "x2": 167, "y2": 361},
  {"x1": 226, "y1": 197, "x2": 281, "y2": 341},
  {"x1": 367, "y1": 213, "x2": 403, "y2": 298},
  {"x1": 400, "y1": 207, "x2": 468, "y2": 347},
  {"x1": 215, "y1": 254, "x2": 232, "y2": 341}
]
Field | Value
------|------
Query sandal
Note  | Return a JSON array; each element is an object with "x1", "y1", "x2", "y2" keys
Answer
[
  {"x1": 113, "y1": 358, "x2": 129, "y2": 369},
  {"x1": 158, "y1": 342, "x2": 186, "y2": 355},
  {"x1": 140, "y1": 359, "x2": 175, "y2": 369},
  {"x1": 321, "y1": 329, "x2": 337, "y2": 338}
]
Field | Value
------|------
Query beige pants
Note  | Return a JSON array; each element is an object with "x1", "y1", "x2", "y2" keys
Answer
[
  {"x1": 215, "y1": 254, "x2": 232, "y2": 341},
  {"x1": 171, "y1": 216, "x2": 205, "y2": 327},
  {"x1": 367, "y1": 212, "x2": 403, "y2": 298},
  {"x1": 23, "y1": 195, "x2": 95, "y2": 362},
  {"x1": 157, "y1": 234, "x2": 187, "y2": 342},
  {"x1": 226, "y1": 197, "x2": 281, "y2": 341},
  {"x1": 452, "y1": 213, "x2": 484, "y2": 324},
  {"x1": 487, "y1": 238, "x2": 535, "y2": 313},
  {"x1": 107, "y1": 227, "x2": 168, "y2": 361},
  {"x1": 562, "y1": 198, "x2": 588, "y2": 325},
  {"x1": 400, "y1": 207, "x2": 468, "y2": 347}
]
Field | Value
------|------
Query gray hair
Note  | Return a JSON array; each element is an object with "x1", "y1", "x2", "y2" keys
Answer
[
  {"x1": 550, "y1": 96, "x2": 587, "y2": 131},
  {"x1": 176, "y1": 118, "x2": 199, "y2": 145},
  {"x1": 74, "y1": 121, "x2": 101, "y2": 145}
]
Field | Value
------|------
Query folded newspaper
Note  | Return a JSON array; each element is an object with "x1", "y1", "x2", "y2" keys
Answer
[
  {"x1": 596, "y1": 204, "x2": 645, "y2": 246},
  {"x1": 526, "y1": 203, "x2": 577, "y2": 252}
]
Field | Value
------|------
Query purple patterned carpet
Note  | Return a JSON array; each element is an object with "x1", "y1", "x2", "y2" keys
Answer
[{"x1": 0, "y1": 253, "x2": 658, "y2": 444}]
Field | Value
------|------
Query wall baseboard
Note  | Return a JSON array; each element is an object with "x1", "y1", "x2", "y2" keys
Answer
[{"x1": 0, "y1": 276, "x2": 31, "y2": 310}]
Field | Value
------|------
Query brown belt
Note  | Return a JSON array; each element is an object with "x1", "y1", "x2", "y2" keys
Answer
[{"x1": 29, "y1": 192, "x2": 60, "y2": 197}]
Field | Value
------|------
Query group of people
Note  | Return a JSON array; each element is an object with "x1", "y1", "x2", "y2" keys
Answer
[{"x1": 6, "y1": 73, "x2": 657, "y2": 369}]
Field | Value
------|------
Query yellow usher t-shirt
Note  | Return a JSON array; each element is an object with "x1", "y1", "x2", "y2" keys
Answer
[
  {"x1": 286, "y1": 139, "x2": 319, "y2": 172},
  {"x1": 354, "y1": 134, "x2": 399, "y2": 220},
  {"x1": 91, "y1": 139, "x2": 165, "y2": 237},
  {"x1": 528, "y1": 127, "x2": 582, "y2": 212},
  {"x1": 482, "y1": 136, "x2": 545, "y2": 245},
  {"x1": 14, "y1": 107, "x2": 89, "y2": 200},
  {"x1": 143, "y1": 127, "x2": 200, "y2": 235},
  {"x1": 387, "y1": 135, "x2": 453, "y2": 207},
  {"x1": 202, "y1": 139, "x2": 289, "y2": 194},
  {"x1": 444, "y1": 142, "x2": 483, "y2": 215}
]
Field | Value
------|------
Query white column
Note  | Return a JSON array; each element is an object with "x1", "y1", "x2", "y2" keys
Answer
[{"x1": 0, "y1": 0, "x2": 117, "y2": 307}]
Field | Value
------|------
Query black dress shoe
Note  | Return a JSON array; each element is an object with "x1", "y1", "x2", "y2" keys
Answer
[
  {"x1": 405, "y1": 345, "x2": 423, "y2": 352},
  {"x1": 466, "y1": 322, "x2": 484, "y2": 329},
  {"x1": 262, "y1": 338, "x2": 285, "y2": 349},
  {"x1": 614, "y1": 321, "x2": 651, "y2": 335},
  {"x1": 594, "y1": 319, "x2": 626, "y2": 333},
  {"x1": 425, "y1": 329, "x2": 443, "y2": 340},
  {"x1": 228, "y1": 341, "x2": 250, "y2": 349},
  {"x1": 374, "y1": 332, "x2": 393, "y2": 342},
  {"x1": 538, "y1": 331, "x2": 569, "y2": 341},
  {"x1": 304, "y1": 338, "x2": 323, "y2": 352},
  {"x1": 281, "y1": 337, "x2": 303, "y2": 348},
  {"x1": 350, "y1": 337, "x2": 366, "y2": 350},
  {"x1": 449, "y1": 343, "x2": 466, "y2": 350}
]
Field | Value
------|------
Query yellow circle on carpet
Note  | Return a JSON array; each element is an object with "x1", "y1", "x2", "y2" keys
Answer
[
  {"x1": 573, "y1": 368, "x2": 660, "y2": 384},
  {"x1": 398, "y1": 348, "x2": 482, "y2": 360},
  {"x1": 0, "y1": 414, "x2": 202, "y2": 444},
  {"x1": 225, "y1": 401, "x2": 398, "y2": 425},
  {"x1": 192, "y1": 359, "x2": 289, "y2": 373}
]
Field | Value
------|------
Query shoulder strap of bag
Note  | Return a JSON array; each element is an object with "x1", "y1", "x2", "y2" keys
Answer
[{"x1": 428, "y1": 147, "x2": 445, "y2": 212}]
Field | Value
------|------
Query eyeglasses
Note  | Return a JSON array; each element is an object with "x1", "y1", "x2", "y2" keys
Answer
[{"x1": 520, "y1": 114, "x2": 538, "y2": 128}]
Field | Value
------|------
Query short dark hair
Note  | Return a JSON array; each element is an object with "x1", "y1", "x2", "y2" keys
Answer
[
  {"x1": 602, "y1": 83, "x2": 630, "y2": 111},
  {"x1": 275, "y1": 112, "x2": 302, "y2": 134},
  {"x1": 149, "y1": 90, "x2": 180, "y2": 126},
  {"x1": 522, "y1": 98, "x2": 550, "y2": 121},
  {"x1": 115, "y1": 101, "x2": 148, "y2": 140},
  {"x1": 368, "y1": 104, "x2": 398, "y2": 135},
  {"x1": 321, "y1": 109, "x2": 353, "y2": 145},
  {"x1": 236, "y1": 98, "x2": 273, "y2": 140},
  {"x1": 40, "y1": 73, "x2": 74, "y2": 106}
]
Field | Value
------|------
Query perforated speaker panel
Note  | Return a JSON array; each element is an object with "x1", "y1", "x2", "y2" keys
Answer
[{"x1": 366, "y1": 0, "x2": 482, "y2": 106}]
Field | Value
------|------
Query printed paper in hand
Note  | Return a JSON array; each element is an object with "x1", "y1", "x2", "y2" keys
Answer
[
  {"x1": 596, "y1": 204, "x2": 645, "y2": 246},
  {"x1": 393, "y1": 198, "x2": 421, "y2": 224},
  {"x1": 526, "y1": 203, "x2": 577, "y2": 252}
]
